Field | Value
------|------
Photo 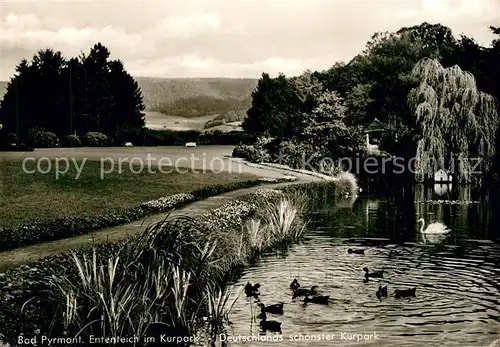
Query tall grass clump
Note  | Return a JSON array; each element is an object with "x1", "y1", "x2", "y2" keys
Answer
[
  {"x1": 44, "y1": 215, "x2": 230, "y2": 345},
  {"x1": 262, "y1": 198, "x2": 307, "y2": 244},
  {"x1": 334, "y1": 171, "x2": 359, "y2": 197},
  {"x1": 42, "y1": 190, "x2": 309, "y2": 344}
]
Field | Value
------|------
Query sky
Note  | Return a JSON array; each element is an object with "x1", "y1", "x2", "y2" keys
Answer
[{"x1": 1, "y1": 0, "x2": 499, "y2": 80}]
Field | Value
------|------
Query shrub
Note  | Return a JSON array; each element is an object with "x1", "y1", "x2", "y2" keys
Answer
[
  {"x1": 278, "y1": 140, "x2": 310, "y2": 169},
  {"x1": 61, "y1": 135, "x2": 81, "y2": 147},
  {"x1": 334, "y1": 171, "x2": 359, "y2": 196},
  {"x1": 232, "y1": 145, "x2": 269, "y2": 162},
  {"x1": 82, "y1": 132, "x2": 108, "y2": 147},
  {"x1": 25, "y1": 128, "x2": 60, "y2": 148}
]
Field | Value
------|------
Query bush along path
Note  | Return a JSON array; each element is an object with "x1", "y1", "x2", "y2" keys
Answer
[
  {"x1": 0, "y1": 177, "x2": 357, "y2": 346},
  {"x1": 0, "y1": 178, "x2": 303, "y2": 270}
]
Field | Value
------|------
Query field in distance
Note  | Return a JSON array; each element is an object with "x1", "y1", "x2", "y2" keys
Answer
[{"x1": 0, "y1": 77, "x2": 256, "y2": 131}]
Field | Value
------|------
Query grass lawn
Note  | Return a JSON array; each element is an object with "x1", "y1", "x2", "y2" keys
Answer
[{"x1": 0, "y1": 158, "x2": 257, "y2": 228}]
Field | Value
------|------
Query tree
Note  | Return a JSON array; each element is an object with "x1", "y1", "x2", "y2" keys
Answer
[
  {"x1": 242, "y1": 73, "x2": 302, "y2": 139},
  {"x1": 0, "y1": 43, "x2": 146, "y2": 143},
  {"x1": 344, "y1": 83, "x2": 373, "y2": 125},
  {"x1": 408, "y1": 58, "x2": 498, "y2": 183},
  {"x1": 301, "y1": 90, "x2": 347, "y2": 148},
  {"x1": 289, "y1": 70, "x2": 324, "y2": 114},
  {"x1": 107, "y1": 60, "x2": 145, "y2": 133}
]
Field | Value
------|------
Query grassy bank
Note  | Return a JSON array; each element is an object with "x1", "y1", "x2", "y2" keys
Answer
[
  {"x1": 0, "y1": 159, "x2": 261, "y2": 251},
  {"x1": 0, "y1": 176, "x2": 357, "y2": 346},
  {"x1": 1, "y1": 159, "x2": 258, "y2": 228}
]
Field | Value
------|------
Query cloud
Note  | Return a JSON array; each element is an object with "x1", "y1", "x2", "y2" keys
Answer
[
  {"x1": 1, "y1": 0, "x2": 498, "y2": 80},
  {"x1": 155, "y1": 12, "x2": 221, "y2": 39}
]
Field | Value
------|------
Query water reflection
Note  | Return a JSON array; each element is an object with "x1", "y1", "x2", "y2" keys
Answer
[
  {"x1": 433, "y1": 183, "x2": 452, "y2": 196},
  {"x1": 223, "y1": 185, "x2": 500, "y2": 347}
]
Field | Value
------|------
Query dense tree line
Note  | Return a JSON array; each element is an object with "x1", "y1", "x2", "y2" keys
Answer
[
  {"x1": 0, "y1": 43, "x2": 145, "y2": 146},
  {"x1": 242, "y1": 22, "x2": 500, "y2": 182}
]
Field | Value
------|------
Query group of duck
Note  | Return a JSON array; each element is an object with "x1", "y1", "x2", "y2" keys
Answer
[
  {"x1": 243, "y1": 278, "x2": 330, "y2": 333},
  {"x1": 349, "y1": 248, "x2": 417, "y2": 300},
  {"x1": 243, "y1": 247, "x2": 418, "y2": 333}
]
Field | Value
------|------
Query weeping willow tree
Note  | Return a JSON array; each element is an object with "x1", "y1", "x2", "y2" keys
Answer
[{"x1": 408, "y1": 58, "x2": 498, "y2": 183}]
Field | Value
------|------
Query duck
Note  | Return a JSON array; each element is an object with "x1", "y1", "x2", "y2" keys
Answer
[
  {"x1": 259, "y1": 313, "x2": 282, "y2": 333},
  {"x1": 418, "y1": 218, "x2": 450, "y2": 234},
  {"x1": 290, "y1": 278, "x2": 300, "y2": 291},
  {"x1": 257, "y1": 302, "x2": 284, "y2": 315},
  {"x1": 394, "y1": 287, "x2": 416, "y2": 298},
  {"x1": 348, "y1": 248, "x2": 365, "y2": 255},
  {"x1": 363, "y1": 267, "x2": 384, "y2": 279},
  {"x1": 376, "y1": 285, "x2": 388, "y2": 298},
  {"x1": 292, "y1": 285, "x2": 319, "y2": 299},
  {"x1": 244, "y1": 282, "x2": 261, "y2": 297},
  {"x1": 304, "y1": 295, "x2": 330, "y2": 305}
]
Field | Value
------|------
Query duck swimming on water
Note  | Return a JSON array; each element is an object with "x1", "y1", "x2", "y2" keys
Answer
[
  {"x1": 259, "y1": 313, "x2": 282, "y2": 333},
  {"x1": 290, "y1": 278, "x2": 300, "y2": 291},
  {"x1": 394, "y1": 287, "x2": 416, "y2": 298},
  {"x1": 376, "y1": 285, "x2": 388, "y2": 298},
  {"x1": 348, "y1": 248, "x2": 365, "y2": 254},
  {"x1": 258, "y1": 303, "x2": 284, "y2": 315},
  {"x1": 304, "y1": 295, "x2": 330, "y2": 305},
  {"x1": 292, "y1": 285, "x2": 319, "y2": 299},
  {"x1": 244, "y1": 282, "x2": 261, "y2": 297},
  {"x1": 363, "y1": 267, "x2": 384, "y2": 279}
]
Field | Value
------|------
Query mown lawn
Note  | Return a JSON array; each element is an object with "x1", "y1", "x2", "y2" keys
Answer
[{"x1": 0, "y1": 158, "x2": 257, "y2": 228}]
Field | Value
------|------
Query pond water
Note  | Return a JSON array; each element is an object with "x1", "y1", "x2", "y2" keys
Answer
[{"x1": 223, "y1": 185, "x2": 500, "y2": 347}]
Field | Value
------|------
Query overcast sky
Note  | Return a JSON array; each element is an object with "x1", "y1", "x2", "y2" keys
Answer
[{"x1": 1, "y1": 0, "x2": 499, "y2": 80}]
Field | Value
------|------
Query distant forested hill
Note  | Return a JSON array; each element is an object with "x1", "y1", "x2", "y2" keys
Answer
[
  {"x1": 0, "y1": 77, "x2": 257, "y2": 118},
  {"x1": 135, "y1": 77, "x2": 257, "y2": 116}
]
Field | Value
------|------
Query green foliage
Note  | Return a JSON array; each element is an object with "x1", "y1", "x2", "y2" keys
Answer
[
  {"x1": 190, "y1": 180, "x2": 261, "y2": 199},
  {"x1": 61, "y1": 134, "x2": 81, "y2": 147},
  {"x1": 344, "y1": 83, "x2": 374, "y2": 125},
  {"x1": 243, "y1": 73, "x2": 303, "y2": 139},
  {"x1": 278, "y1": 140, "x2": 315, "y2": 169},
  {"x1": 301, "y1": 91, "x2": 347, "y2": 149},
  {"x1": 82, "y1": 132, "x2": 108, "y2": 147},
  {"x1": 25, "y1": 128, "x2": 60, "y2": 148},
  {"x1": 0, "y1": 43, "x2": 145, "y2": 138},
  {"x1": 408, "y1": 58, "x2": 498, "y2": 183},
  {"x1": 232, "y1": 145, "x2": 269, "y2": 162},
  {"x1": 156, "y1": 96, "x2": 251, "y2": 118}
]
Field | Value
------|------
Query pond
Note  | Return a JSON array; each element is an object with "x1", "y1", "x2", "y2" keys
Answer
[{"x1": 222, "y1": 185, "x2": 500, "y2": 346}]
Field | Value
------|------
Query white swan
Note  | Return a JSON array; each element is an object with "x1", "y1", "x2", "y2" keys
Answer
[{"x1": 417, "y1": 218, "x2": 450, "y2": 234}]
